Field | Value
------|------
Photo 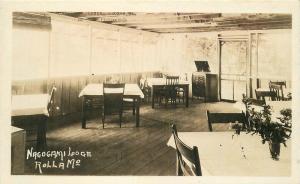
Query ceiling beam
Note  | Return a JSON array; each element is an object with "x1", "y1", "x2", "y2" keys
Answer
[
  {"x1": 110, "y1": 13, "x2": 222, "y2": 25},
  {"x1": 109, "y1": 18, "x2": 215, "y2": 27},
  {"x1": 132, "y1": 18, "x2": 290, "y2": 29},
  {"x1": 51, "y1": 12, "x2": 292, "y2": 33},
  {"x1": 148, "y1": 22, "x2": 292, "y2": 33},
  {"x1": 134, "y1": 22, "x2": 218, "y2": 29},
  {"x1": 110, "y1": 15, "x2": 290, "y2": 28},
  {"x1": 214, "y1": 16, "x2": 291, "y2": 24}
]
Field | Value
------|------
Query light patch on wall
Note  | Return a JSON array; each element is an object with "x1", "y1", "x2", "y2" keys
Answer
[{"x1": 12, "y1": 26, "x2": 50, "y2": 80}]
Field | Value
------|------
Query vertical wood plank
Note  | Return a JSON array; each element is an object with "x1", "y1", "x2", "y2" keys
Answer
[
  {"x1": 11, "y1": 71, "x2": 159, "y2": 118},
  {"x1": 54, "y1": 78, "x2": 63, "y2": 116},
  {"x1": 61, "y1": 78, "x2": 71, "y2": 115},
  {"x1": 69, "y1": 77, "x2": 79, "y2": 113}
]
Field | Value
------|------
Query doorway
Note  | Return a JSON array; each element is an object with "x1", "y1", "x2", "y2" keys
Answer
[{"x1": 219, "y1": 38, "x2": 249, "y2": 102}]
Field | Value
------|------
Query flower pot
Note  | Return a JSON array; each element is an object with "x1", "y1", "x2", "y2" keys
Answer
[{"x1": 268, "y1": 141, "x2": 280, "y2": 160}]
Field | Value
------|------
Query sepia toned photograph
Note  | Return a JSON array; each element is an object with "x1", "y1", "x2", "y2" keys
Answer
[
  {"x1": 9, "y1": 11, "x2": 295, "y2": 177},
  {"x1": 0, "y1": 1, "x2": 297, "y2": 183}
]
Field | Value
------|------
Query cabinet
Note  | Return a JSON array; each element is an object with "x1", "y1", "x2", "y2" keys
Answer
[{"x1": 192, "y1": 72, "x2": 218, "y2": 102}]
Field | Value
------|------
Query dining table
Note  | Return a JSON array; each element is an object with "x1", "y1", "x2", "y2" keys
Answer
[
  {"x1": 234, "y1": 100, "x2": 292, "y2": 122},
  {"x1": 11, "y1": 94, "x2": 50, "y2": 149},
  {"x1": 167, "y1": 132, "x2": 291, "y2": 176},
  {"x1": 145, "y1": 78, "x2": 190, "y2": 108},
  {"x1": 78, "y1": 83, "x2": 144, "y2": 128}
]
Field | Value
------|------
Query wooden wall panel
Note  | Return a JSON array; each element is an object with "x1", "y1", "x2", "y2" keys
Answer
[
  {"x1": 77, "y1": 77, "x2": 88, "y2": 112},
  {"x1": 52, "y1": 78, "x2": 63, "y2": 117},
  {"x1": 61, "y1": 79, "x2": 70, "y2": 115},
  {"x1": 69, "y1": 78, "x2": 80, "y2": 114},
  {"x1": 11, "y1": 71, "x2": 159, "y2": 119}
]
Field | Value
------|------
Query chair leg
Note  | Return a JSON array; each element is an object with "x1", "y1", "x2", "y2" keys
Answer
[
  {"x1": 176, "y1": 155, "x2": 183, "y2": 176},
  {"x1": 165, "y1": 96, "x2": 168, "y2": 107},
  {"x1": 102, "y1": 113, "x2": 105, "y2": 129},
  {"x1": 159, "y1": 94, "x2": 161, "y2": 103},
  {"x1": 119, "y1": 113, "x2": 122, "y2": 128},
  {"x1": 102, "y1": 113, "x2": 105, "y2": 122},
  {"x1": 173, "y1": 96, "x2": 177, "y2": 106},
  {"x1": 133, "y1": 100, "x2": 136, "y2": 115}
]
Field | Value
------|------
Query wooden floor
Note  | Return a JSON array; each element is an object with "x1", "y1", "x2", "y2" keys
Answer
[{"x1": 24, "y1": 100, "x2": 241, "y2": 175}]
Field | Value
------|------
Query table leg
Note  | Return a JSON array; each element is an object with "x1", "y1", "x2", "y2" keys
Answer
[
  {"x1": 36, "y1": 116, "x2": 47, "y2": 150},
  {"x1": 136, "y1": 97, "x2": 140, "y2": 127},
  {"x1": 185, "y1": 85, "x2": 189, "y2": 107},
  {"x1": 151, "y1": 86, "x2": 155, "y2": 109},
  {"x1": 82, "y1": 96, "x2": 86, "y2": 129},
  {"x1": 133, "y1": 98, "x2": 136, "y2": 115}
]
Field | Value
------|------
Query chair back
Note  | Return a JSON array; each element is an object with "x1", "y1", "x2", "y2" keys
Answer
[
  {"x1": 163, "y1": 76, "x2": 179, "y2": 101},
  {"x1": 206, "y1": 110, "x2": 246, "y2": 132},
  {"x1": 171, "y1": 124, "x2": 202, "y2": 176},
  {"x1": 103, "y1": 83, "x2": 125, "y2": 114},
  {"x1": 47, "y1": 86, "x2": 56, "y2": 117},
  {"x1": 269, "y1": 81, "x2": 286, "y2": 88},
  {"x1": 255, "y1": 89, "x2": 276, "y2": 101},
  {"x1": 269, "y1": 83, "x2": 283, "y2": 101},
  {"x1": 166, "y1": 76, "x2": 179, "y2": 85}
]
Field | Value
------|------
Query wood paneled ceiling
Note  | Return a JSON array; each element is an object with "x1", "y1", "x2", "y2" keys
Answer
[{"x1": 54, "y1": 12, "x2": 291, "y2": 33}]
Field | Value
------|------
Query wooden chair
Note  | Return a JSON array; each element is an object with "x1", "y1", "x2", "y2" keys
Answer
[
  {"x1": 139, "y1": 77, "x2": 151, "y2": 103},
  {"x1": 123, "y1": 98, "x2": 136, "y2": 116},
  {"x1": 102, "y1": 83, "x2": 125, "y2": 128},
  {"x1": 177, "y1": 75, "x2": 187, "y2": 104},
  {"x1": 171, "y1": 124, "x2": 202, "y2": 176},
  {"x1": 166, "y1": 75, "x2": 179, "y2": 85},
  {"x1": 160, "y1": 76, "x2": 179, "y2": 106},
  {"x1": 206, "y1": 110, "x2": 246, "y2": 132},
  {"x1": 255, "y1": 89, "x2": 276, "y2": 101},
  {"x1": 269, "y1": 81, "x2": 286, "y2": 88},
  {"x1": 269, "y1": 83, "x2": 283, "y2": 101},
  {"x1": 192, "y1": 74, "x2": 206, "y2": 101}
]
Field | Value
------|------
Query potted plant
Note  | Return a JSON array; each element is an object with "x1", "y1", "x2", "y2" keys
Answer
[{"x1": 234, "y1": 96, "x2": 292, "y2": 160}]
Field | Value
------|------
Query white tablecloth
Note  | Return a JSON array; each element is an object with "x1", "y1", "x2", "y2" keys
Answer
[
  {"x1": 11, "y1": 94, "x2": 49, "y2": 116},
  {"x1": 167, "y1": 132, "x2": 291, "y2": 176},
  {"x1": 234, "y1": 101, "x2": 291, "y2": 121},
  {"x1": 12, "y1": 126, "x2": 24, "y2": 133},
  {"x1": 78, "y1": 83, "x2": 144, "y2": 98}
]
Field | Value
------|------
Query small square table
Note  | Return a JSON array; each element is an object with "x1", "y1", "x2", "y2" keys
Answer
[
  {"x1": 78, "y1": 83, "x2": 144, "y2": 128},
  {"x1": 146, "y1": 78, "x2": 190, "y2": 108}
]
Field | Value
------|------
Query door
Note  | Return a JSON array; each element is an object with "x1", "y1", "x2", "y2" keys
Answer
[{"x1": 219, "y1": 40, "x2": 249, "y2": 102}]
